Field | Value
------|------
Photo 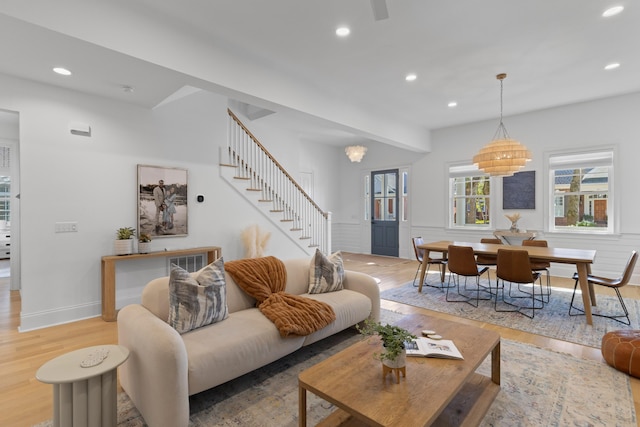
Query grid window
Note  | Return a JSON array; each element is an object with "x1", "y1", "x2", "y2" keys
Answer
[
  {"x1": 401, "y1": 171, "x2": 408, "y2": 222},
  {"x1": 364, "y1": 175, "x2": 370, "y2": 221},
  {"x1": 449, "y1": 165, "x2": 491, "y2": 228},
  {"x1": 0, "y1": 177, "x2": 9, "y2": 222},
  {"x1": 548, "y1": 150, "x2": 613, "y2": 233}
]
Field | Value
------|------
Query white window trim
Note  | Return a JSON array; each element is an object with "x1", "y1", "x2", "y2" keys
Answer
[{"x1": 544, "y1": 146, "x2": 617, "y2": 235}]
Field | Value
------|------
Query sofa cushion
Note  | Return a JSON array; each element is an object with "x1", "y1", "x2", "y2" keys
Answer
[
  {"x1": 302, "y1": 289, "x2": 372, "y2": 346},
  {"x1": 308, "y1": 249, "x2": 344, "y2": 294},
  {"x1": 182, "y1": 308, "x2": 305, "y2": 395},
  {"x1": 168, "y1": 258, "x2": 229, "y2": 334}
]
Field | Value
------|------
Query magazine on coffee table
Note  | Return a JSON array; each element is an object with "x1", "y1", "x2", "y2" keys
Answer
[{"x1": 404, "y1": 337, "x2": 464, "y2": 360}]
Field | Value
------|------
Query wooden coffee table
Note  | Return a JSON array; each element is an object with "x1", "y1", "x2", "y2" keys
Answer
[{"x1": 298, "y1": 313, "x2": 500, "y2": 427}]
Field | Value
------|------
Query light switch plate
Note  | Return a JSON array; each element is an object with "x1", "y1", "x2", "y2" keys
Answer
[{"x1": 55, "y1": 222, "x2": 78, "y2": 233}]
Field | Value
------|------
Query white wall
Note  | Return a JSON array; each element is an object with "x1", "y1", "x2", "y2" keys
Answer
[{"x1": 0, "y1": 74, "x2": 322, "y2": 331}]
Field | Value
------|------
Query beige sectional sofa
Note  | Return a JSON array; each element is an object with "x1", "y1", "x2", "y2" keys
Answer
[{"x1": 117, "y1": 257, "x2": 380, "y2": 427}]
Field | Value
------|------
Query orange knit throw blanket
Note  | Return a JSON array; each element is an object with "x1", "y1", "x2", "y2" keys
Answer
[{"x1": 225, "y1": 256, "x2": 336, "y2": 337}]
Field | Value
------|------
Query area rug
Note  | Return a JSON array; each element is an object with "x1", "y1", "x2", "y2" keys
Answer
[
  {"x1": 380, "y1": 278, "x2": 640, "y2": 348},
  {"x1": 33, "y1": 310, "x2": 636, "y2": 427}
]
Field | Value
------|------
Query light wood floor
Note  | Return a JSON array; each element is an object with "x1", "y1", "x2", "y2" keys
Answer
[{"x1": 1, "y1": 253, "x2": 639, "y2": 426}]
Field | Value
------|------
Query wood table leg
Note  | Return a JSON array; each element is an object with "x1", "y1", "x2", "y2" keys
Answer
[
  {"x1": 418, "y1": 250, "x2": 429, "y2": 293},
  {"x1": 207, "y1": 248, "x2": 218, "y2": 264},
  {"x1": 576, "y1": 263, "x2": 593, "y2": 325},
  {"x1": 586, "y1": 263, "x2": 597, "y2": 306},
  {"x1": 491, "y1": 341, "x2": 500, "y2": 385},
  {"x1": 101, "y1": 259, "x2": 116, "y2": 322},
  {"x1": 440, "y1": 252, "x2": 447, "y2": 284},
  {"x1": 299, "y1": 385, "x2": 307, "y2": 427}
]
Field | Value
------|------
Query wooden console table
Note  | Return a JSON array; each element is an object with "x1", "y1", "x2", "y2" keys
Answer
[{"x1": 101, "y1": 246, "x2": 221, "y2": 321}]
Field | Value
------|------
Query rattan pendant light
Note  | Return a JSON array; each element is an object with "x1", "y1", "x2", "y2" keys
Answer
[{"x1": 473, "y1": 73, "x2": 531, "y2": 176}]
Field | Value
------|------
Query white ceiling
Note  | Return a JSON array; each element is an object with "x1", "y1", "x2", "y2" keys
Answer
[{"x1": 0, "y1": 1, "x2": 638, "y2": 149}]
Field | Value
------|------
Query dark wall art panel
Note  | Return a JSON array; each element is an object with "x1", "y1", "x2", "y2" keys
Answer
[{"x1": 503, "y1": 170, "x2": 535, "y2": 210}]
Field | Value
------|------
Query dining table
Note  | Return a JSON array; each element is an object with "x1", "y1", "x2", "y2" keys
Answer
[{"x1": 417, "y1": 240, "x2": 598, "y2": 325}]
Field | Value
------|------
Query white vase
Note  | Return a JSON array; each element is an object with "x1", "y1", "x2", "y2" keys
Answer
[
  {"x1": 114, "y1": 239, "x2": 133, "y2": 256},
  {"x1": 138, "y1": 241, "x2": 152, "y2": 254},
  {"x1": 382, "y1": 348, "x2": 407, "y2": 369}
]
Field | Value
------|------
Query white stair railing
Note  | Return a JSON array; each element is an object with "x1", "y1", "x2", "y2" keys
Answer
[{"x1": 223, "y1": 109, "x2": 331, "y2": 254}]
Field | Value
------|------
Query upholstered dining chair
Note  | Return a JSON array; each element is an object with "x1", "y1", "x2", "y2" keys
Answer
[
  {"x1": 569, "y1": 250, "x2": 638, "y2": 325},
  {"x1": 476, "y1": 238, "x2": 503, "y2": 288},
  {"x1": 495, "y1": 248, "x2": 544, "y2": 318},
  {"x1": 411, "y1": 237, "x2": 448, "y2": 289},
  {"x1": 445, "y1": 245, "x2": 491, "y2": 307},
  {"x1": 522, "y1": 240, "x2": 552, "y2": 303}
]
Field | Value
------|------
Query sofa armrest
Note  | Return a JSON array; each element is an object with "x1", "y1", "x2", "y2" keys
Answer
[
  {"x1": 118, "y1": 304, "x2": 190, "y2": 427},
  {"x1": 343, "y1": 270, "x2": 380, "y2": 322}
]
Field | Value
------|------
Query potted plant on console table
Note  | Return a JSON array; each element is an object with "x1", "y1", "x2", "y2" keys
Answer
[
  {"x1": 138, "y1": 233, "x2": 152, "y2": 254},
  {"x1": 357, "y1": 319, "x2": 416, "y2": 383},
  {"x1": 114, "y1": 227, "x2": 135, "y2": 256}
]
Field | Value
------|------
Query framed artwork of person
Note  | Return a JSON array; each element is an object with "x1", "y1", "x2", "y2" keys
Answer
[{"x1": 137, "y1": 164, "x2": 188, "y2": 238}]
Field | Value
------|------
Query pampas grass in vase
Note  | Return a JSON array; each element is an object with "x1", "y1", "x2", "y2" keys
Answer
[
  {"x1": 505, "y1": 213, "x2": 521, "y2": 232},
  {"x1": 241, "y1": 224, "x2": 271, "y2": 258}
]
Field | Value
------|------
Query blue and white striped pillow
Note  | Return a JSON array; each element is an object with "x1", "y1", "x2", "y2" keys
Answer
[
  {"x1": 168, "y1": 257, "x2": 229, "y2": 334},
  {"x1": 308, "y1": 249, "x2": 344, "y2": 294}
]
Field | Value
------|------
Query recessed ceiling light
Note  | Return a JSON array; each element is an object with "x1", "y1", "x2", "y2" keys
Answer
[
  {"x1": 448, "y1": 101, "x2": 458, "y2": 108},
  {"x1": 405, "y1": 74, "x2": 417, "y2": 82},
  {"x1": 602, "y1": 6, "x2": 624, "y2": 17},
  {"x1": 604, "y1": 62, "x2": 620, "y2": 70},
  {"x1": 336, "y1": 27, "x2": 350, "y2": 37},
  {"x1": 53, "y1": 67, "x2": 72, "y2": 76}
]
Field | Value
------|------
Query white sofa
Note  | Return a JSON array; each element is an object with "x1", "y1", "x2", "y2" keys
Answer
[{"x1": 117, "y1": 257, "x2": 380, "y2": 427}]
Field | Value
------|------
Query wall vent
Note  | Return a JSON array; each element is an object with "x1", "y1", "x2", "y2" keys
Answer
[{"x1": 167, "y1": 254, "x2": 206, "y2": 274}]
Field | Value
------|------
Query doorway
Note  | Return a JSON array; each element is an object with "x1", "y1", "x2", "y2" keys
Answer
[
  {"x1": 0, "y1": 110, "x2": 19, "y2": 293},
  {"x1": 370, "y1": 169, "x2": 399, "y2": 257}
]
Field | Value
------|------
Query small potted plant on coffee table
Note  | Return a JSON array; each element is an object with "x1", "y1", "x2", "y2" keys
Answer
[{"x1": 357, "y1": 319, "x2": 416, "y2": 382}]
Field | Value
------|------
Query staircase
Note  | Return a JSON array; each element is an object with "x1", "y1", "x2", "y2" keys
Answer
[{"x1": 219, "y1": 109, "x2": 331, "y2": 255}]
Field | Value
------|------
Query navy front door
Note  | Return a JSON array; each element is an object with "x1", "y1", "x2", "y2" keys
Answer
[{"x1": 371, "y1": 169, "x2": 399, "y2": 257}]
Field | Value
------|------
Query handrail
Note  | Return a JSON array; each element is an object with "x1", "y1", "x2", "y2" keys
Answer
[
  {"x1": 227, "y1": 109, "x2": 327, "y2": 218},
  {"x1": 225, "y1": 109, "x2": 331, "y2": 253}
]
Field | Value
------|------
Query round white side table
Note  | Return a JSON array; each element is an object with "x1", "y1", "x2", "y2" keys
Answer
[{"x1": 36, "y1": 345, "x2": 129, "y2": 427}]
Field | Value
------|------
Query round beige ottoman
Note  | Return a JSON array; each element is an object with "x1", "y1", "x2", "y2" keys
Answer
[{"x1": 601, "y1": 330, "x2": 640, "y2": 378}]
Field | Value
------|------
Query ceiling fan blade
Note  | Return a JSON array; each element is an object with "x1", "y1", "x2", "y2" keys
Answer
[{"x1": 370, "y1": 0, "x2": 389, "y2": 21}]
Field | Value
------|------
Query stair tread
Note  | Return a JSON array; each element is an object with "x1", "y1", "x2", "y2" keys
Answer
[
  {"x1": 259, "y1": 199, "x2": 273, "y2": 202},
  {"x1": 234, "y1": 177, "x2": 250, "y2": 180},
  {"x1": 280, "y1": 219, "x2": 294, "y2": 222},
  {"x1": 219, "y1": 163, "x2": 238, "y2": 168},
  {"x1": 246, "y1": 188, "x2": 261, "y2": 191}
]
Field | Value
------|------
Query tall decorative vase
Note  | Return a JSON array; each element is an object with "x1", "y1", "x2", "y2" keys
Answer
[{"x1": 114, "y1": 239, "x2": 133, "y2": 256}]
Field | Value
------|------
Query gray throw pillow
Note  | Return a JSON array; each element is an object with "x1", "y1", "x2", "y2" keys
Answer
[
  {"x1": 168, "y1": 257, "x2": 229, "y2": 334},
  {"x1": 308, "y1": 249, "x2": 344, "y2": 294}
]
